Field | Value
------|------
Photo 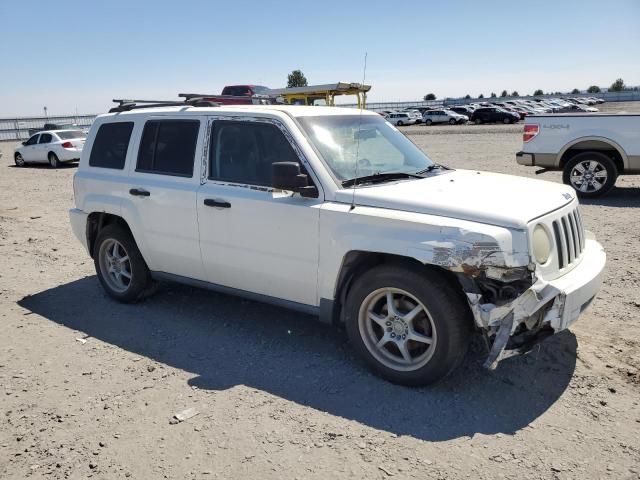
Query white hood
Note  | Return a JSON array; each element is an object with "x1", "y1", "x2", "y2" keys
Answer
[{"x1": 335, "y1": 169, "x2": 575, "y2": 229}]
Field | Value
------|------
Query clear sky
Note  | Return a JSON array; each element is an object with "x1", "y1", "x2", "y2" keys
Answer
[{"x1": 1, "y1": 0, "x2": 639, "y2": 116}]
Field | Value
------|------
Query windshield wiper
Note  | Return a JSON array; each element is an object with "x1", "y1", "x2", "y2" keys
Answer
[
  {"x1": 341, "y1": 171, "x2": 423, "y2": 188},
  {"x1": 415, "y1": 164, "x2": 446, "y2": 175}
]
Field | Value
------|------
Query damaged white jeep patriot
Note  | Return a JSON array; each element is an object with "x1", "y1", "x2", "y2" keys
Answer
[{"x1": 69, "y1": 103, "x2": 606, "y2": 386}]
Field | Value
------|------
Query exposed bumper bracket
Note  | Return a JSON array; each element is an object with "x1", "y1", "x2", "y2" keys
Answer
[{"x1": 483, "y1": 311, "x2": 514, "y2": 370}]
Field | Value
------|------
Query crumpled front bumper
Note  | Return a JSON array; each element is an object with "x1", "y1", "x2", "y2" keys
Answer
[{"x1": 466, "y1": 233, "x2": 606, "y2": 369}]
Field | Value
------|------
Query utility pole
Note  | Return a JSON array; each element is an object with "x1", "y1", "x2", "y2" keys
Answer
[{"x1": 43, "y1": 106, "x2": 48, "y2": 118}]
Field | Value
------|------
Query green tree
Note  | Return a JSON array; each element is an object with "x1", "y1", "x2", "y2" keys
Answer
[
  {"x1": 511, "y1": 91, "x2": 519, "y2": 97},
  {"x1": 464, "y1": 94, "x2": 471, "y2": 99},
  {"x1": 609, "y1": 78, "x2": 625, "y2": 92},
  {"x1": 587, "y1": 85, "x2": 601, "y2": 93},
  {"x1": 533, "y1": 89, "x2": 544, "y2": 96},
  {"x1": 287, "y1": 70, "x2": 308, "y2": 88},
  {"x1": 571, "y1": 88, "x2": 580, "y2": 94},
  {"x1": 500, "y1": 90, "x2": 508, "y2": 97},
  {"x1": 478, "y1": 93, "x2": 484, "y2": 99},
  {"x1": 490, "y1": 92, "x2": 497, "y2": 98},
  {"x1": 423, "y1": 93, "x2": 436, "y2": 100}
]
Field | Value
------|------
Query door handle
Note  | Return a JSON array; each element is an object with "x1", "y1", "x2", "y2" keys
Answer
[
  {"x1": 129, "y1": 188, "x2": 150, "y2": 197},
  {"x1": 204, "y1": 198, "x2": 231, "y2": 208}
]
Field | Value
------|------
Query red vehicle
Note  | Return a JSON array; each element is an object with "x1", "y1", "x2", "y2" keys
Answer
[{"x1": 180, "y1": 85, "x2": 274, "y2": 105}]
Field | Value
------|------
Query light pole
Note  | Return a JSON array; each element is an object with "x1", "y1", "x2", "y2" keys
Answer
[{"x1": 43, "y1": 106, "x2": 48, "y2": 118}]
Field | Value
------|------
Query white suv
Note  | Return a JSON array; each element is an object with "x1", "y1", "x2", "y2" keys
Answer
[
  {"x1": 384, "y1": 112, "x2": 416, "y2": 126},
  {"x1": 70, "y1": 103, "x2": 606, "y2": 386},
  {"x1": 422, "y1": 109, "x2": 468, "y2": 125}
]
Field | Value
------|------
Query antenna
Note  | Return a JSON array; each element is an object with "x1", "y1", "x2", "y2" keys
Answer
[{"x1": 350, "y1": 52, "x2": 368, "y2": 212}]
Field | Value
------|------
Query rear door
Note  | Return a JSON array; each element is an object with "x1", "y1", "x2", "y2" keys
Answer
[
  {"x1": 124, "y1": 116, "x2": 206, "y2": 280},
  {"x1": 37, "y1": 133, "x2": 53, "y2": 161}
]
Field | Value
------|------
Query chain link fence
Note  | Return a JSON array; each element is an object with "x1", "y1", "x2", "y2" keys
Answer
[{"x1": 0, "y1": 114, "x2": 97, "y2": 141}]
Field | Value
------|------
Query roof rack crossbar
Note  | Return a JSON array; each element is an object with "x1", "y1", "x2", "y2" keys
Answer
[{"x1": 109, "y1": 98, "x2": 220, "y2": 113}]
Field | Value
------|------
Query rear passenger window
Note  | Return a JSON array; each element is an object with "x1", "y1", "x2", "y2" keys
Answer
[
  {"x1": 136, "y1": 120, "x2": 199, "y2": 177},
  {"x1": 89, "y1": 122, "x2": 134, "y2": 169}
]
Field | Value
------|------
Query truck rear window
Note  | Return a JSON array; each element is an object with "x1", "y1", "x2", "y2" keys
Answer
[{"x1": 89, "y1": 122, "x2": 134, "y2": 169}]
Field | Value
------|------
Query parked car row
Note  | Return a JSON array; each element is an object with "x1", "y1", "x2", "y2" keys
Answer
[{"x1": 380, "y1": 96, "x2": 603, "y2": 127}]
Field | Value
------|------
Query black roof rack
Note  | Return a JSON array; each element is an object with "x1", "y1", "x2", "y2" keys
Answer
[{"x1": 109, "y1": 98, "x2": 220, "y2": 113}]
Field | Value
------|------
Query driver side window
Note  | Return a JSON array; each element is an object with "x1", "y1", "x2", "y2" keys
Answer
[
  {"x1": 25, "y1": 135, "x2": 39, "y2": 146},
  {"x1": 209, "y1": 121, "x2": 301, "y2": 187}
]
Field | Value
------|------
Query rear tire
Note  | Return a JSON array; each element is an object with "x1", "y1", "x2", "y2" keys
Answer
[
  {"x1": 425, "y1": 119, "x2": 432, "y2": 126},
  {"x1": 14, "y1": 153, "x2": 25, "y2": 167},
  {"x1": 474, "y1": 118, "x2": 482, "y2": 125},
  {"x1": 562, "y1": 151, "x2": 617, "y2": 198},
  {"x1": 94, "y1": 224, "x2": 155, "y2": 303},
  {"x1": 344, "y1": 264, "x2": 472, "y2": 386},
  {"x1": 48, "y1": 152, "x2": 60, "y2": 168}
]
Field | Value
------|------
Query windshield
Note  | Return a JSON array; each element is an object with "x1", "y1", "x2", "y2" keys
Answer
[
  {"x1": 56, "y1": 130, "x2": 86, "y2": 139},
  {"x1": 297, "y1": 115, "x2": 435, "y2": 183}
]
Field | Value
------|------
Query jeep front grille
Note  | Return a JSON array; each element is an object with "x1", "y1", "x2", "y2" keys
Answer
[{"x1": 552, "y1": 208, "x2": 585, "y2": 269}]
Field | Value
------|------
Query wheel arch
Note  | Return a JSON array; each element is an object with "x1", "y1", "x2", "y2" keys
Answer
[
  {"x1": 86, "y1": 212, "x2": 135, "y2": 258},
  {"x1": 329, "y1": 251, "x2": 466, "y2": 326},
  {"x1": 559, "y1": 136, "x2": 628, "y2": 172}
]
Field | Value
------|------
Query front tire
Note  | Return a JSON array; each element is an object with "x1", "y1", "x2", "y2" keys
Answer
[
  {"x1": 562, "y1": 151, "x2": 617, "y2": 198},
  {"x1": 14, "y1": 153, "x2": 25, "y2": 167},
  {"x1": 449, "y1": 118, "x2": 456, "y2": 125},
  {"x1": 397, "y1": 120, "x2": 404, "y2": 126},
  {"x1": 94, "y1": 224, "x2": 154, "y2": 303},
  {"x1": 503, "y1": 117, "x2": 511, "y2": 124},
  {"x1": 344, "y1": 264, "x2": 472, "y2": 386},
  {"x1": 48, "y1": 152, "x2": 60, "y2": 168}
]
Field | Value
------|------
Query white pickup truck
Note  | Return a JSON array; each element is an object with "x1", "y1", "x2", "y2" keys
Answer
[
  {"x1": 516, "y1": 113, "x2": 640, "y2": 197},
  {"x1": 69, "y1": 103, "x2": 606, "y2": 386}
]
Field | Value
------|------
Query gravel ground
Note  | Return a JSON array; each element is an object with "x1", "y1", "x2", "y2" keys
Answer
[{"x1": 1, "y1": 103, "x2": 639, "y2": 479}]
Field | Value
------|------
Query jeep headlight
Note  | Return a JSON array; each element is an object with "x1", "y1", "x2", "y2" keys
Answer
[{"x1": 532, "y1": 224, "x2": 552, "y2": 264}]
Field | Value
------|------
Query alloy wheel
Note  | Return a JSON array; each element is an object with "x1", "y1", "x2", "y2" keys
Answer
[
  {"x1": 569, "y1": 159, "x2": 608, "y2": 193},
  {"x1": 358, "y1": 288, "x2": 437, "y2": 372},
  {"x1": 98, "y1": 238, "x2": 133, "y2": 293}
]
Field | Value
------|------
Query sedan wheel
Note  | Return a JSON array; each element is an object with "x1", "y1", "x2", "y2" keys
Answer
[
  {"x1": 14, "y1": 153, "x2": 25, "y2": 167},
  {"x1": 397, "y1": 120, "x2": 404, "y2": 126},
  {"x1": 48, "y1": 152, "x2": 60, "y2": 168},
  {"x1": 503, "y1": 117, "x2": 511, "y2": 124},
  {"x1": 449, "y1": 118, "x2": 456, "y2": 125}
]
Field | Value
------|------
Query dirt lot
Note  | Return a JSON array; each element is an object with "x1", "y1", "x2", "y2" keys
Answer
[{"x1": 1, "y1": 103, "x2": 639, "y2": 479}]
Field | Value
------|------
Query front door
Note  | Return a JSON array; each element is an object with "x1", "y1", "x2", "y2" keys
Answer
[
  {"x1": 22, "y1": 134, "x2": 40, "y2": 161},
  {"x1": 197, "y1": 118, "x2": 321, "y2": 306}
]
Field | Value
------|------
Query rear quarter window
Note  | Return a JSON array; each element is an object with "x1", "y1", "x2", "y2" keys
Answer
[{"x1": 89, "y1": 122, "x2": 134, "y2": 169}]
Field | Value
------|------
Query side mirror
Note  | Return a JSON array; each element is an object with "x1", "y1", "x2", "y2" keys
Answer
[
  {"x1": 22, "y1": 141, "x2": 27, "y2": 146},
  {"x1": 272, "y1": 162, "x2": 318, "y2": 198}
]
